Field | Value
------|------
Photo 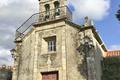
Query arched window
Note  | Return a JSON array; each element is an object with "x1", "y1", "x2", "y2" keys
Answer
[
  {"x1": 54, "y1": 1, "x2": 60, "y2": 16},
  {"x1": 45, "y1": 4, "x2": 50, "y2": 12},
  {"x1": 44, "y1": 4, "x2": 50, "y2": 20}
]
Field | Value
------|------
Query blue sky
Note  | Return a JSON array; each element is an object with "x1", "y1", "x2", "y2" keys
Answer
[
  {"x1": 68, "y1": 0, "x2": 120, "y2": 50},
  {"x1": 95, "y1": 0, "x2": 120, "y2": 50},
  {"x1": 0, "y1": 0, "x2": 119, "y2": 66}
]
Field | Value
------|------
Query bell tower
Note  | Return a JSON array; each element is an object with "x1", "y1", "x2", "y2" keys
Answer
[
  {"x1": 38, "y1": 0, "x2": 72, "y2": 22},
  {"x1": 38, "y1": 0, "x2": 67, "y2": 12}
]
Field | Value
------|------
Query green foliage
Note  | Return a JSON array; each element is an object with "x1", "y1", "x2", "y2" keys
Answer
[{"x1": 102, "y1": 57, "x2": 120, "y2": 80}]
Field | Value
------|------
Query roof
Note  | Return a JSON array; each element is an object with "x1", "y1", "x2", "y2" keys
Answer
[
  {"x1": 104, "y1": 50, "x2": 120, "y2": 58},
  {"x1": 65, "y1": 20, "x2": 108, "y2": 52}
]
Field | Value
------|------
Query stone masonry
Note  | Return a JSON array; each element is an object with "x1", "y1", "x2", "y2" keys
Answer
[{"x1": 11, "y1": 0, "x2": 106, "y2": 80}]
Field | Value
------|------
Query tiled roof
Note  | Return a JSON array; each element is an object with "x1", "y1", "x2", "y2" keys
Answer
[{"x1": 104, "y1": 50, "x2": 120, "y2": 58}]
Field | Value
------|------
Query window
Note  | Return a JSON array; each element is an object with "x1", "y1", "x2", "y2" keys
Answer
[
  {"x1": 44, "y1": 36, "x2": 56, "y2": 52},
  {"x1": 48, "y1": 40, "x2": 56, "y2": 52},
  {"x1": 54, "y1": 1, "x2": 60, "y2": 16},
  {"x1": 45, "y1": 4, "x2": 50, "y2": 14},
  {"x1": 44, "y1": 4, "x2": 50, "y2": 20},
  {"x1": 48, "y1": 36, "x2": 56, "y2": 52}
]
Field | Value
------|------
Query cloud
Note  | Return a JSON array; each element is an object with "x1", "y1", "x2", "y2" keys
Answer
[
  {"x1": 109, "y1": 45, "x2": 120, "y2": 51},
  {"x1": 0, "y1": 0, "x2": 39, "y2": 66},
  {"x1": 0, "y1": 0, "x2": 39, "y2": 49},
  {"x1": 0, "y1": 47, "x2": 13, "y2": 66},
  {"x1": 0, "y1": 0, "x2": 37, "y2": 8},
  {"x1": 0, "y1": 0, "x2": 39, "y2": 24},
  {"x1": 68, "y1": 0, "x2": 111, "y2": 21},
  {"x1": 0, "y1": 0, "x2": 15, "y2": 8}
]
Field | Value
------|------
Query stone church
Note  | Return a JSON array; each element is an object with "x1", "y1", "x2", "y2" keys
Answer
[{"x1": 11, "y1": 0, "x2": 107, "y2": 80}]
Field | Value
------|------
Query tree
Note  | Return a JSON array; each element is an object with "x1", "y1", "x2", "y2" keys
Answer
[
  {"x1": 116, "y1": 5, "x2": 120, "y2": 21},
  {"x1": 102, "y1": 57, "x2": 120, "y2": 80}
]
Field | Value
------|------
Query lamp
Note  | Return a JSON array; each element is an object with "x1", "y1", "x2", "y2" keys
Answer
[
  {"x1": 10, "y1": 49, "x2": 16, "y2": 58},
  {"x1": 10, "y1": 49, "x2": 17, "y2": 61}
]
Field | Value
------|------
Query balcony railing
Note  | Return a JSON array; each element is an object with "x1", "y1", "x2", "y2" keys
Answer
[{"x1": 15, "y1": 6, "x2": 72, "y2": 41}]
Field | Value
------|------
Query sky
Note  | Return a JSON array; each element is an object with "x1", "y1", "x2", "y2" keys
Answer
[{"x1": 0, "y1": 0, "x2": 120, "y2": 66}]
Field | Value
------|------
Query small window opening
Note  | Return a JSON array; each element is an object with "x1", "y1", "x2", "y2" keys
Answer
[
  {"x1": 44, "y1": 4, "x2": 50, "y2": 20},
  {"x1": 44, "y1": 36, "x2": 56, "y2": 52},
  {"x1": 54, "y1": 1, "x2": 60, "y2": 16}
]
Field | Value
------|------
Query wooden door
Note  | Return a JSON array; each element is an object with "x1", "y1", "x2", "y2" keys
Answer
[{"x1": 42, "y1": 71, "x2": 58, "y2": 80}]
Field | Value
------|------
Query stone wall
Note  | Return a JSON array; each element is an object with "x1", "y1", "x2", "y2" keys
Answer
[
  {"x1": 14, "y1": 20, "x2": 105, "y2": 80},
  {"x1": 65, "y1": 24, "x2": 86, "y2": 80},
  {"x1": 17, "y1": 30, "x2": 35, "y2": 80},
  {"x1": 35, "y1": 20, "x2": 67, "y2": 80}
]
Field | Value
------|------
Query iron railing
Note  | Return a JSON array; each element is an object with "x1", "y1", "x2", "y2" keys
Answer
[{"x1": 15, "y1": 6, "x2": 72, "y2": 40}]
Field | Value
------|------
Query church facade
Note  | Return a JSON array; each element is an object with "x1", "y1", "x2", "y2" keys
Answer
[{"x1": 11, "y1": 0, "x2": 107, "y2": 80}]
